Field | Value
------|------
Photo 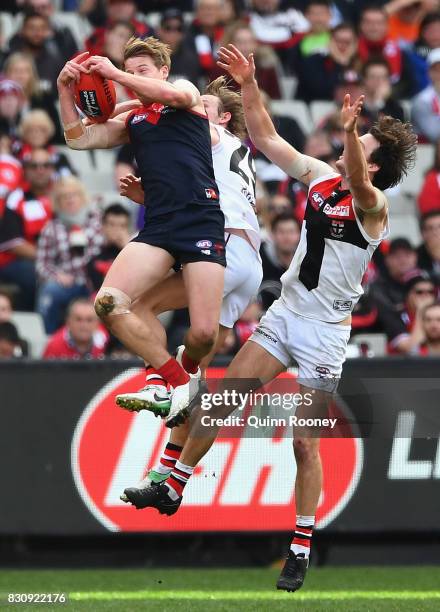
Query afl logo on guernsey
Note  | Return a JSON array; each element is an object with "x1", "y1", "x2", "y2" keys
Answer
[
  {"x1": 131, "y1": 114, "x2": 147, "y2": 124},
  {"x1": 312, "y1": 192, "x2": 324, "y2": 206}
]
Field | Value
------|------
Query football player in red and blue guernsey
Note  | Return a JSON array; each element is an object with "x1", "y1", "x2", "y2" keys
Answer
[
  {"x1": 136, "y1": 44, "x2": 418, "y2": 593},
  {"x1": 57, "y1": 37, "x2": 226, "y2": 424}
]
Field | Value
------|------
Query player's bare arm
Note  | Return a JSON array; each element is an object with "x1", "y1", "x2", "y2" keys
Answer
[
  {"x1": 57, "y1": 55, "x2": 129, "y2": 150},
  {"x1": 341, "y1": 93, "x2": 388, "y2": 222},
  {"x1": 217, "y1": 44, "x2": 332, "y2": 185},
  {"x1": 84, "y1": 55, "x2": 205, "y2": 113}
]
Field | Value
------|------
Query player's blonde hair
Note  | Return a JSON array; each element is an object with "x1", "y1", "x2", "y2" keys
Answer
[
  {"x1": 205, "y1": 76, "x2": 247, "y2": 141},
  {"x1": 123, "y1": 36, "x2": 171, "y2": 70}
]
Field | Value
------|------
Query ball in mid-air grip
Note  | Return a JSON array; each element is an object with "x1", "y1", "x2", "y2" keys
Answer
[{"x1": 74, "y1": 71, "x2": 116, "y2": 123}]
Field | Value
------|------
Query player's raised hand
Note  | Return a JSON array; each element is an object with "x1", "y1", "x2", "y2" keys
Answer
[
  {"x1": 217, "y1": 44, "x2": 255, "y2": 85},
  {"x1": 341, "y1": 94, "x2": 365, "y2": 133},
  {"x1": 84, "y1": 55, "x2": 120, "y2": 81},
  {"x1": 57, "y1": 51, "x2": 90, "y2": 88},
  {"x1": 120, "y1": 174, "x2": 144, "y2": 205}
]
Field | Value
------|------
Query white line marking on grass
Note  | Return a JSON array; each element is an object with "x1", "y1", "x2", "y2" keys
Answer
[{"x1": 69, "y1": 591, "x2": 440, "y2": 601}]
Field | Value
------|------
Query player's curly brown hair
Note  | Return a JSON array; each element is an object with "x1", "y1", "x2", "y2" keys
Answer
[
  {"x1": 124, "y1": 36, "x2": 171, "y2": 70},
  {"x1": 369, "y1": 116, "x2": 417, "y2": 190},
  {"x1": 205, "y1": 77, "x2": 247, "y2": 141}
]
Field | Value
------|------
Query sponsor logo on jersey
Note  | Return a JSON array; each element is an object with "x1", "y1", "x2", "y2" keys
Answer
[
  {"x1": 201, "y1": 249, "x2": 211, "y2": 255},
  {"x1": 311, "y1": 192, "x2": 325, "y2": 206},
  {"x1": 196, "y1": 240, "x2": 212, "y2": 248},
  {"x1": 333, "y1": 299, "x2": 353, "y2": 311},
  {"x1": 205, "y1": 188, "x2": 219, "y2": 200},
  {"x1": 330, "y1": 220, "x2": 345, "y2": 238},
  {"x1": 323, "y1": 204, "x2": 350, "y2": 216},
  {"x1": 131, "y1": 113, "x2": 147, "y2": 124},
  {"x1": 71, "y1": 368, "x2": 363, "y2": 531},
  {"x1": 241, "y1": 187, "x2": 256, "y2": 208}
]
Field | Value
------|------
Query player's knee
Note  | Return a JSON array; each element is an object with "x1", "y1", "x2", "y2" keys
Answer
[
  {"x1": 293, "y1": 437, "x2": 320, "y2": 464},
  {"x1": 94, "y1": 287, "x2": 132, "y2": 322},
  {"x1": 191, "y1": 324, "x2": 217, "y2": 350}
]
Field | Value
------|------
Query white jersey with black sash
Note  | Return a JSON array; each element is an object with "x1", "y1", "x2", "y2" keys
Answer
[{"x1": 281, "y1": 172, "x2": 389, "y2": 323}]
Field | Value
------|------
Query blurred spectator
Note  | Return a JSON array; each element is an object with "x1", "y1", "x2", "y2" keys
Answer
[
  {"x1": 114, "y1": 142, "x2": 136, "y2": 188},
  {"x1": 0, "y1": 80, "x2": 25, "y2": 140},
  {"x1": 15, "y1": 110, "x2": 75, "y2": 177},
  {"x1": 332, "y1": 68, "x2": 363, "y2": 106},
  {"x1": 100, "y1": 20, "x2": 135, "y2": 102},
  {"x1": 371, "y1": 238, "x2": 418, "y2": 339},
  {"x1": 419, "y1": 300, "x2": 440, "y2": 354},
  {"x1": 418, "y1": 140, "x2": 440, "y2": 215},
  {"x1": 157, "y1": 9, "x2": 203, "y2": 86},
  {"x1": 19, "y1": 0, "x2": 78, "y2": 61},
  {"x1": 0, "y1": 153, "x2": 56, "y2": 311},
  {"x1": 358, "y1": 5, "x2": 416, "y2": 98},
  {"x1": 2, "y1": 52, "x2": 63, "y2": 143},
  {"x1": 0, "y1": 321, "x2": 24, "y2": 359},
  {"x1": 259, "y1": 213, "x2": 300, "y2": 310},
  {"x1": 0, "y1": 148, "x2": 55, "y2": 309},
  {"x1": 386, "y1": 0, "x2": 439, "y2": 46},
  {"x1": 185, "y1": 0, "x2": 225, "y2": 78},
  {"x1": 215, "y1": 21, "x2": 282, "y2": 99},
  {"x1": 36, "y1": 176, "x2": 103, "y2": 333},
  {"x1": 87, "y1": 203, "x2": 131, "y2": 291},
  {"x1": 417, "y1": 210, "x2": 440, "y2": 285},
  {"x1": 43, "y1": 297, "x2": 109, "y2": 359},
  {"x1": 412, "y1": 47, "x2": 440, "y2": 142},
  {"x1": 7, "y1": 10, "x2": 64, "y2": 91},
  {"x1": 381, "y1": 269, "x2": 436, "y2": 353},
  {"x1": 409, "y1": 11, "x2": 440, "y2": 93},
  {"x1": 249, "y1": 0, "x2": 309, "y2": 71},
  {"x1": 0, "y1": 132, "x2": 23, "y2": 200},
  {"x1": 360, "y1": 57, "x2": 405, "y2": 131},
  {"x1": 0, "y1": 290, "x2": 13, "y2": 322},
  {"x1": 85, "y1": 0, "x2": 154, "y2": 57},
  {"x1": 294, "y1": 0, "x2": 332, "y2": 62},
  {"x1": 295, "y1": 23, "x2": 359, "y2": 102}
]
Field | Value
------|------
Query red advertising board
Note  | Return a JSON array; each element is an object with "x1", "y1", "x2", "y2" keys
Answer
[{"x1": 72, "y1": 368, "x2": 363, "y2": 532}]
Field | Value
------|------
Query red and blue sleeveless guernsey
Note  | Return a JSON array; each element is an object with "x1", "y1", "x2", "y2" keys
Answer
[
  {"x1": 126, "y1": 103, "x2": 220, "y2": 221},
  {"x1": 281, "y1": 172, "x2": 389, "y2": 323}
]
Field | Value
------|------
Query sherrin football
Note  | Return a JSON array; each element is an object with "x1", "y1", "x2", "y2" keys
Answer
[{"x1": 74, "y1": 71, "x2": 116, "y2": 124}]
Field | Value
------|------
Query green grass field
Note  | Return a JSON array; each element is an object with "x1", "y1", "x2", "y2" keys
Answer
[{"x1": 1, "y1": 567, "x2": 439, "y2": 611}]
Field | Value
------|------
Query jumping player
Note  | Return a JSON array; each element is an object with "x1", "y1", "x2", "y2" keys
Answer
[
  {"x1": 113, "y1": 77, "x2": 262, "y2": 497},
  {"x1": 126, "y1": 45, "x2": 417, "y2": 592},
  {"x1": 57, "y1": 38, "x2": 226, "y2": 423}
]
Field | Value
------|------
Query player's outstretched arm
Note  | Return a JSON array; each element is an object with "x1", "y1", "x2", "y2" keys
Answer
[
  {"x1": 84, "y1": 55, "x2": 204, "y2": 112},
  {"x1": 217, "y1": 44, "x2": 333, "y2": 186},
  {"x1": 57, "y1": 55, "x2": 129, "y2": 150},
  {"x1": 341, "y1": 94, "x2": 387, "y2": 216}
]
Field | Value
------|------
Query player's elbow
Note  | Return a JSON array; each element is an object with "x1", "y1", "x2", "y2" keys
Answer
[{"x1": 65, "y1": 136, "x2": 89, "y2": 151}]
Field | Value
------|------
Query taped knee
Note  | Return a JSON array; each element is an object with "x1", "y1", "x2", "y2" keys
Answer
[{"x1": 94, "y1": 287, "x2": 132, "y2": 318}]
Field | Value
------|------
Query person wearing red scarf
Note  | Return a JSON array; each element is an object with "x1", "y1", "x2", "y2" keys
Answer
[
  {"x1": 358, "y1": 5, "x2": 416, "y2": 98},
  {"x1": 186, "y1": 0, "x2": 225, "y2": 75}
]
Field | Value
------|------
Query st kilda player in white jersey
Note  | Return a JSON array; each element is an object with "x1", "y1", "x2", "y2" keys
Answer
[{"x1": 128, "y1": 45, "x2": 417, "y2": 592}]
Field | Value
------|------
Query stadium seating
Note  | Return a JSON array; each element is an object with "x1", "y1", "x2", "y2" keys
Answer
[
  {"x1": 270, "y1": 100, "x2": 312, "y2": 135},
  {"x1": 310, "y1": 101, "x2": 336, "y2": 126},
  {"x1": 12, "y1": 311, "x2": 47, "y2": 358}
]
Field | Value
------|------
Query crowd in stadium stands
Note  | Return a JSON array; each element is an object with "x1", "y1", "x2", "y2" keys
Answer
[{"x1": 0, "y1": 0, "x2": 440, "y2": 360}]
